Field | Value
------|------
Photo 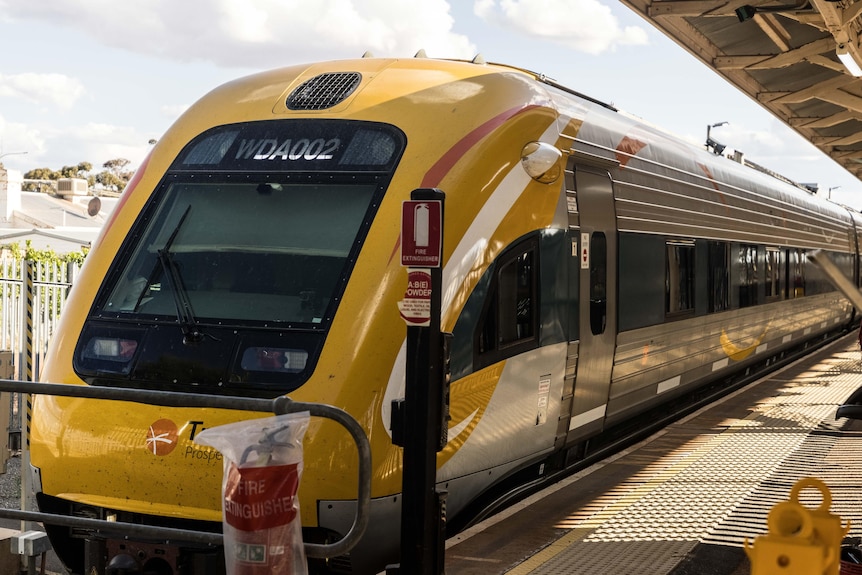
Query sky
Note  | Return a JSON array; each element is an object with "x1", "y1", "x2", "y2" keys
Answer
[{"x1": 1, "y1": 0, "x2": 861, "y2": 209}]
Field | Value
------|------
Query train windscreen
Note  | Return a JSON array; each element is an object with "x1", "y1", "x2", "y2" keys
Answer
[
  {"x1": 98, "y1": 119, "x2": 404, "y2": 327},
  {"x1": 102, "y1": 180, "x2": 375, "y2": 325}
]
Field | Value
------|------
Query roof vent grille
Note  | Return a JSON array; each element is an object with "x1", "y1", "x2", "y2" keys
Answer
[{"x1": 286, "y1": 72, "x2": 362, "y2": 110}]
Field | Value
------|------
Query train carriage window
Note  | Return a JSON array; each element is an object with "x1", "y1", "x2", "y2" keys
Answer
[
  {"x1": 789, "y1": 248, "x2": 805, "y2": 298},
  {"x1": 765, "y1": 248, "x2": 782, "y2": 300},
  {"x1": 737, "y1": 244, "x2": 759, "y2": 308},
  {"x1": 666, "y1": 240, "x2": 695, "y2": 316},
  {"x1": 589, "y1": 232, "x2": 607, "y2": 335},
  {"x1": 477, "y1": 238, "x2": 539, "y2": 362},
  {"x1": 499, "y1": 250, "x2": 536, "y2": 344},
  {"x1": 618, "y1": 232, "x2": 665, "y2": 331},
  {"x1": 708, "y1": 241, "x2": 729, "y2": 313}
]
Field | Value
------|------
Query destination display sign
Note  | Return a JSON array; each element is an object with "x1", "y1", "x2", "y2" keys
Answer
[{"x1": 173, "y1": 119, "x2": 405, "y2": 172}]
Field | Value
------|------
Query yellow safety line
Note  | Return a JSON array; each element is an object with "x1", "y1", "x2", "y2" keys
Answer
[
  {"x1": 503, "y1": 409, "x2": 763, "y2": 574},
  {"x1": 504, "y1": 528, "x2": 592, "y2": 575}
]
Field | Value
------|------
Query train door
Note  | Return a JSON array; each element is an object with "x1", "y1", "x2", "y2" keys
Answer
[
  {"x1": 567, "y1": 164, "x2": 617, "y2": 443},
  {"x1": 846, "y1": 210, "x2": 862, "y2": 323}
]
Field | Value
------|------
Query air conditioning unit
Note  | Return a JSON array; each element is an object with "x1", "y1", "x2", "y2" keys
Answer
[{"x1": 57, "y1": 178, "x2": 88, "y2": 197}]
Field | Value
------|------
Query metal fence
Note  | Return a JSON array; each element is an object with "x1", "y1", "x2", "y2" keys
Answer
[{"x1": 0, "y1": 251, "x2": 79, "y2": 436}]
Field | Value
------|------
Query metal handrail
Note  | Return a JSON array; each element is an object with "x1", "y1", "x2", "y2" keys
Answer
[
  {"x1": 0, "y1": 379, "x2": 372, "y2": 560},
  {"x1": 274, "y1": 396, "x2": 371, "y2": 558}
]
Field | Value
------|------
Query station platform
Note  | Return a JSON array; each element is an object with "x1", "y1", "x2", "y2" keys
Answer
[{"x1": 444, "y1": 333, "x2": 862, "y2": 575}]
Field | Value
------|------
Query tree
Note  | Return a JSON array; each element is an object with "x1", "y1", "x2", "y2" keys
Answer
[
  {"x1": 23, "y1": 167, "x2": 55, "y2": 181},
  {"x1": 22, "y1": 167, "x2": 60, "y2": 192},
  {"x1": 94, "y1": 171, "x2": 125, "y2": 193},
  {"x1": 103, "y1": 158, "x2": 130, "y2": 176},
  {"x1": 95, "y1": 158, "x2": 133, "y2": 194},
  {"x1": 58, "y1": 162, "x2": 92, "y2": 179}
]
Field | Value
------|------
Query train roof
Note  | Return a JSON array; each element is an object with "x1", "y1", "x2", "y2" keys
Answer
[{"x1": 167, "y1": 56, "x2": 852, "y2": 227}]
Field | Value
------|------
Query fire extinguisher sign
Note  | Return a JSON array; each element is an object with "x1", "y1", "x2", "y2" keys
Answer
[
  {"x1": 398, "y1": 269, "x2": 432, "y2": 327},
  {"x1": 401, "y1": 200, "x2": 442, "y2": 268}
]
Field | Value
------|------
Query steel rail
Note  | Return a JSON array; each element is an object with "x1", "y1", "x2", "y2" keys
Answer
[{"x1": 0, "y1": 379, "x2": 371, "y2": 559}]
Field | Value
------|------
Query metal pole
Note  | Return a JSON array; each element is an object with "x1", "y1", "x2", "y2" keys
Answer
[
  {"x1": 23, "y1": 259, "x2": 33, "y2": 384},
  {"x1": 21, "y1": 259, "x2": 33, "y2": 532},
  {"x1": 390, "y1": 188, "x2": 447, "y2": 575}
]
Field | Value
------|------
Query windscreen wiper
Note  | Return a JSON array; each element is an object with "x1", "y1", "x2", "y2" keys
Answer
[{"x1": 156, "y1": 206, "x2": 206, "y2": 344}]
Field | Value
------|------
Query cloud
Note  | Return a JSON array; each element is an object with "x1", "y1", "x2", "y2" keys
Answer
[
  {"x1": 54, "y1": 123, "x2": 152, "y2": 169},
  {"x1": 474, "y1": 0, "x2": 648, "y2": 54},
  {"x1": 0, "y1": 73, "x2": 85, "y2": 110},
  {"x1": 0, "y1": 116, "x2": 43, "y2": 169},
  {"x1": 1, "y1": 0, "x2": 477, "y2": 68},
  {"x1": 714, "y1": 124, "x2": 811, "y2": 168},
  {"x1": 0, "y1": 113, "x2": 151, "y2": 172}
]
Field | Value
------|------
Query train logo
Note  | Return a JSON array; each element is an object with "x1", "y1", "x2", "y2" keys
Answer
[{"x1": 146, "y1": 419, "x2": 179, "y2": 456}]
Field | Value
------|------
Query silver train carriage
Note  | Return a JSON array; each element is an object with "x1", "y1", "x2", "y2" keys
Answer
[{"x1": 30, "y1": 58, "x2": 860, "y2": 575}]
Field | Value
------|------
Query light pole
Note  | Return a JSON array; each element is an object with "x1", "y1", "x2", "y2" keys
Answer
[
  {"x1": 0, "y1": 151, "x2": 28, "y2": 165},
  {"x1": 706, "y1": 122, "x2": 728, "y2": 155}
]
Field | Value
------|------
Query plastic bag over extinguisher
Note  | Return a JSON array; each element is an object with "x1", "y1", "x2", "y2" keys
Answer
[{"x1": 195, "y1": 412, "x2": 310, "y2": 575}]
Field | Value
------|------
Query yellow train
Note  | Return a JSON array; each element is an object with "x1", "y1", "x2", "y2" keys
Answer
[{"x1": 31, "y1": 56, "x2": 859, "y2": 575}]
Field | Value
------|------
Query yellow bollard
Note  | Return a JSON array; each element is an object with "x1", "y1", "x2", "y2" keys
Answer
[
  {"x1": 788, "y1": 477, "x2": 851, "y2": 575},
  {"x1": 745, "y1": 499, "x2": 834, "y2": 575}
]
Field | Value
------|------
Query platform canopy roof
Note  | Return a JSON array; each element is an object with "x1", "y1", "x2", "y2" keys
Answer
[{"x1": 621, "y1": 0, "x2": 862, "y2": 182}]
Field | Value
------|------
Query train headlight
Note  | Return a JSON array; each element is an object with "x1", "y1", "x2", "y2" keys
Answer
[
  {"x1": 77, "y1": 326, "x2": 144, "y2": 376},
  {"x1": 85, "y1": 337, "x2": 139, "y2": 359},
  {"x1": 521, "y1": 141, "x2": 562, "y2": 183},
  {"x1": 240, "y1": 346, "x2": 308, "y2": 373}
]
